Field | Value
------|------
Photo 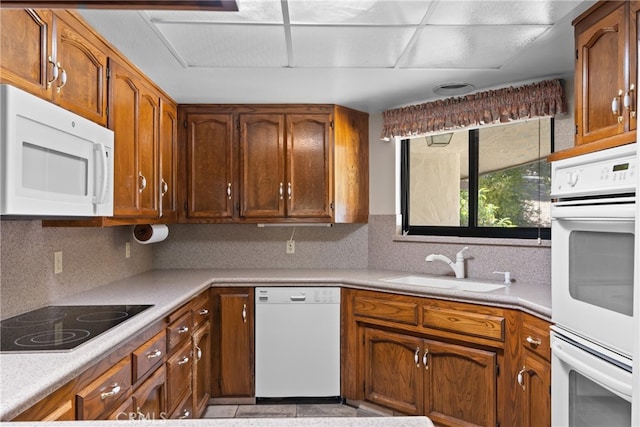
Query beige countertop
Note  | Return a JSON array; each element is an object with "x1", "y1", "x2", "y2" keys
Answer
[{"x1": 0, "y1": 268, "x2": 551, "y2": 421}]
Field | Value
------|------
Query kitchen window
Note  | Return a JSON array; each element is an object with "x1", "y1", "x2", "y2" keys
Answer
[{"x1": 400, "y1": 118, "x2": 553, "y2": 239}]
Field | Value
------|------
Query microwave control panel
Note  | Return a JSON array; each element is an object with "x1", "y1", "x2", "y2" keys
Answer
[{"x1": 552, "y1": 144, "x2": 637, "y2": 198}]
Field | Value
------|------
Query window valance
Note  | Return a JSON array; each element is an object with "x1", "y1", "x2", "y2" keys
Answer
[{"x1": 381, "y1": 79, "x2": 566, "y2": 140}]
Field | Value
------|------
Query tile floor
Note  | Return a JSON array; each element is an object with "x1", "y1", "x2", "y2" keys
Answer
[{"x1": 202, "y1": 403, "x2": 385, "y2": 419}]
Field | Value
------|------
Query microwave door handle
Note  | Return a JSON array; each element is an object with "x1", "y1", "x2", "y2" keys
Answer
[
  {"x1": 552, "y1": 342, "x2": 632, "y2": 401},
  {"x1": 93, "y1": 143, "x2": 109, "y2": 205}
]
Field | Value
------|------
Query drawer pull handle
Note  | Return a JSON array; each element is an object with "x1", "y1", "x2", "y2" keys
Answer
[
  {"x1": 178, "y1": 356, "x2": 190, "y2": 365},
  {"x1": 414, "y1": 347, "x2": 420, "y2": 367},
  {"x1": 526, "y1": 336, "x2": 542, "y2": 347},
  {"x1": 423, "y1": 349, "x2": 429, "y2": 370},
  {"x1": 178, "y1": 326, "x2": 189, "y2": 334},
  {"x1": 179, "y1": 409, "x2": 190, "y2": 419},
  {"x1": 196, "y1": 345, "x2": 202, "y2": 361},
  {"x1": 198, "y1": 309, "x2": 209, "y2": 316},
  {"x1": 100, "y1": 383, "x2": 121, "y2": 400},
  {"x1": 242, "y1": 304, "x2": 247, "y2": 323},
  {"x1": 146, "y1": 349, "x2": 162, "y2": 359}
]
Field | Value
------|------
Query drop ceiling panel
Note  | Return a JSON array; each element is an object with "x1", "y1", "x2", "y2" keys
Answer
[
  {"x1": 146, "y1": 0, "x2": 283, "y2": 24},
  {"x1": 400, "y1": 25, "x2": 550, "y2": 69},
  {"x1": 153, "y1": 22, "x2": 288, "y2": 67},
  {"x1": 288, "y1": 0, "x2": 433, "y2": 25},
  {"x1": 291, "y1": 26, "x2": 417, "y2": 68},
  {"x1": 426, "y1": 0, "x2": 583, "y2": 25}
]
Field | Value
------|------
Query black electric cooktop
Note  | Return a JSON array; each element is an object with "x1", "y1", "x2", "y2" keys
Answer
[{"x1": 0, "y1": 304, "x2": 152, "y2": 352}]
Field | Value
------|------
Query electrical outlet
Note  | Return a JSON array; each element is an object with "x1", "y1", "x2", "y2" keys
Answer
[
  {"x1": 125, "y1": 241, "x2": 131, "y2": 259},
  {"x1": 286, "y1": 240, "x2": 295, "y2": 254},
  {"x1": 54, "y1": 251, "x2": 63, "y2": 274}
]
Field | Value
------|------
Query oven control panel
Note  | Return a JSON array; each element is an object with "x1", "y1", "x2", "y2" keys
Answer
[{"x1": 552, "y1": 144, "x2": 637, "y2": 198}]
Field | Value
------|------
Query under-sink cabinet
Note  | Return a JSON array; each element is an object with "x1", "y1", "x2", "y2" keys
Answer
[{"x1": 342, "y1": 288, "x2": 526, "y2": 427}]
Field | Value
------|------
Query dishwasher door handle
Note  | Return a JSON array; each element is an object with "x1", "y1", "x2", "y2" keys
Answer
[{"x1": 290, "y1": 295, "x2": 306, "y2": 302}]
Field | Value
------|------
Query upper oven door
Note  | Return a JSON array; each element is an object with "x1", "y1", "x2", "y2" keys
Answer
[{"x1": 551, "y1": 201, "x2": 635, "y2": 357}]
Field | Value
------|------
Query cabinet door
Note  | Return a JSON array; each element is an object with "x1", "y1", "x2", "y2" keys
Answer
[
  {"x1": 211, "y1": 288, "x2": 254, "y2": 398},
  {"x1": 423, "y1": 340, "x2": 497, "y2": 427},
  {"x1": 575, "y1": 3, "x2": 627, "y2": 145},
  {"x1": 54, "y1": 13, "x2": 108, "y2": 126},
  {"x1": 240, "y1": 114, "x2": 285, "y2": 218},
  {"x1": 137, "y1": 81, "x2": 160, "y2": 217},
  {"x1": 0, "y1": 9, "x2": 53, "y2": 99},
  {"x1": 109, "y1": 58, "x2": 158, "y2": 218},
  {"x1": 286, "y1": 114, "x2": 332, "y2": 219},
  {"x1": 184, "y1": 113, "x2": 235, "y2": 219},
  {"x1": 159, "y1": 97, "x2": 178, "y2": 221},
  {"x1": 192, "y1": 321, "x2": 212, "y2": 417},
  {"x1": 133, "y1": 365, "x2": 167, "y2": 421},
  {"x1": 519, "y1": 351, "x2": 551, "y2": 427},
  {"x1": 166, "y1": 339, "x2": 193, "y2": 413},
  {"x1": 363, "y1": 327, "x2": 423, "y2": 415}
]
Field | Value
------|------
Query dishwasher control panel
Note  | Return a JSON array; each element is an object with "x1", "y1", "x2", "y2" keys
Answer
[{"x1": 255, "y1": 287, "x2": 341, "y2": 304}]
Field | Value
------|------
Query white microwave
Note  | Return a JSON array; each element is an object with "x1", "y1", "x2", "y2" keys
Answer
[{"x1": 0, "y1": 84, "x2": 114, "y2": 217}]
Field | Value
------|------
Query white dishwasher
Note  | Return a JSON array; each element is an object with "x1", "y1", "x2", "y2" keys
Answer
[{"x1": 255, "y1": 287, "x2": 341, "y2": 398}]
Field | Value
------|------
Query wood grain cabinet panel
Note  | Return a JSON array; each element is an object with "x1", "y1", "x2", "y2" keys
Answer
[
  {"x1": 211, "y1": 287, "x2": 254, "y2": 399},
  {"x1": 159, "y1": 96, "x2": 178, "y2": 222},
  {"x1": 192, "y1": 321, "x2": 212, "y2": 417},
  {"x1": 132, "y1": 330, "x2": 166, "y2": 383},
  {"x1": 354, "y1": 295, "x2": 419, "y2": 326},
  {"x1": 0, "y1": 9, "x2": 52, "y2": 98},
  {"x1": 166, "y1": 339, "x2": 193, "y2": 413},
  {"x1": 181, "y1": 112, "x2": 236, "y2": 221}
]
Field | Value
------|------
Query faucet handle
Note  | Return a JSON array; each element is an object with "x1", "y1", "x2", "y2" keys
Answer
[
  {"x1": 455, "y1": 246, "x2": 469, "y2": 261},
  {"x1": 493, "y1": 271, "x2": 511, "y2": 284}
]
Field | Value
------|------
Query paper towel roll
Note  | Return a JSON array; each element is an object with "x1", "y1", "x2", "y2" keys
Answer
[{"x1": 133, "y1": 224, "x2": 169, "y2": 244}]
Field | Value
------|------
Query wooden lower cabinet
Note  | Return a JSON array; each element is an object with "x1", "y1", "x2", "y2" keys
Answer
[
  {"x1": 193, "y1": 321, "x2": 212, "y2": 417},
  {"x1": 211, "y1": 287, "x2": 255, "y2": 399},
  {"x1": 362, "y1": 326, "x2": 497, "y2": 426}
]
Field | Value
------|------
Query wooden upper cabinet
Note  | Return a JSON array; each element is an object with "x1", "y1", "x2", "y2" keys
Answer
[
  {"x1": 159, "y1": 97, "x2": 178, "y2": 222},
  {"x1": 53, "y1": 12, "x2": 108, "y2": 126},
  {"x1": 0, "y1": 9, "x2": 107, "y2": 126},
  {"x1": 108, "y1": 58, "x2": 159, "y2": 218},
  {"x1": 0, "y1": 9, "x2": 53, "y2": 98},
  {"x1": 286, "y1": 114, "x2": 332, "y2": 219},
  {"x1": 551, "y1": 1, "x2": 639, "y2": 160},
  {"x1": 239, "y1": 113, "x2": 286, "y2": 218},
  {"x1": 180, "y1": 111, "x2": 236, "y2": 221}
]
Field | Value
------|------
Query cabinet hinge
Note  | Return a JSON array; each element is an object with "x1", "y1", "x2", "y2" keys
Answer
[
  {"x1": 575, "y1": 124, "x2": 578, "y2": 135},
  {"x1": 106, "y1": 67, "x2": 111, "y2": 79},
  {"x1": 184, "y1": 202, "x2": 188, "y2": 212},
  {"x1": 183, "y1": 120, "x2": 188, "y2": 128},
  {"x1": 549, "y1": 385, "x2": 552, "y2": 395},
  {"x1": 330, "y1": 202, "x2": 334, "y2": 210},
  {"x1": 575, "y1": 49, "x2": 578, "y2": 61},
  {"x1": 330, "y1": 120, "x2": 334, "y2": 129},
  {"x1": 236, "y1": 119, "x2": 240, "y2": 130},
  {"x1": 496, "y1": 364, "x2": 500, "y2": 376}
]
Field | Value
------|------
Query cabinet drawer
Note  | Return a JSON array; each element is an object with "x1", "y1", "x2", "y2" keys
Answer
[
  {"x1": 354, "y1": 295, "x2": 419, "y2": 326},
  {"x1": 77, "y1": 357, "x2": 132, "y2": 420},
  {"x1": 133, "y1": 330, "x2": 166, "y2": 382},
  {"x1": 192, "y1": 292, "x2": 211, "y2": 328},
  {"x1": 167, "y1": 311, "x2": 192, "y2": 353},
  {"x1": 166, "y1": 339, "x2": 193, "y2": 411},
  {"x1": 521, "y1": 314, "x2": 551, "y2": 361},
  {"x1": 170, "y1": 392, "x2": 194, "y2": 419},
  {"x1": 422, "y1": 304, "x2": 504, "y2": 342}
]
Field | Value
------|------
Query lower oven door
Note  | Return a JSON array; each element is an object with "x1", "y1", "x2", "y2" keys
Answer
[
  {"x1": 551, "y1": 201, "x2": 635, "y2": 356},
  {"x1": 551, "y1": 329, "x2": 632, "y2": 427}
]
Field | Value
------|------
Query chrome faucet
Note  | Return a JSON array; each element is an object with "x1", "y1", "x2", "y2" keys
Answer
[{"x1": 425, "y1": 247, "x2": 469, "y2": 279}]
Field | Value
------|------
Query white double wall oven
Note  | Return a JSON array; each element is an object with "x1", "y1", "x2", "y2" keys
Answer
[{"x1": 550, "y1": 143, "x2": 637, "y2": 426}]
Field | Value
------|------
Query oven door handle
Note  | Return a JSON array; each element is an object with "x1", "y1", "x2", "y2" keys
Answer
[
  {"x1": 551, "y1": 203, "x2": 636, "y2": 220},
  {"x1": 552, "y1": 341, "x2": 632, "y2": 401}
]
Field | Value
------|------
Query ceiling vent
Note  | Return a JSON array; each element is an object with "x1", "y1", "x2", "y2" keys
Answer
[{"x1": 433, "y1": 83, "x2": 475, "y2": 96}]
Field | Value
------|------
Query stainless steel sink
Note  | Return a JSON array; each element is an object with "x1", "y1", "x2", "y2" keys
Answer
[{"x1": 381, "y1": 275, "x2": 506, "y2": 292}]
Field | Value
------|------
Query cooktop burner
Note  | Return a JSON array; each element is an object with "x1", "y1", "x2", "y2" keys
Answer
[{"x1": 1, "y1": 304, "x2": 152, "y2": 352}]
